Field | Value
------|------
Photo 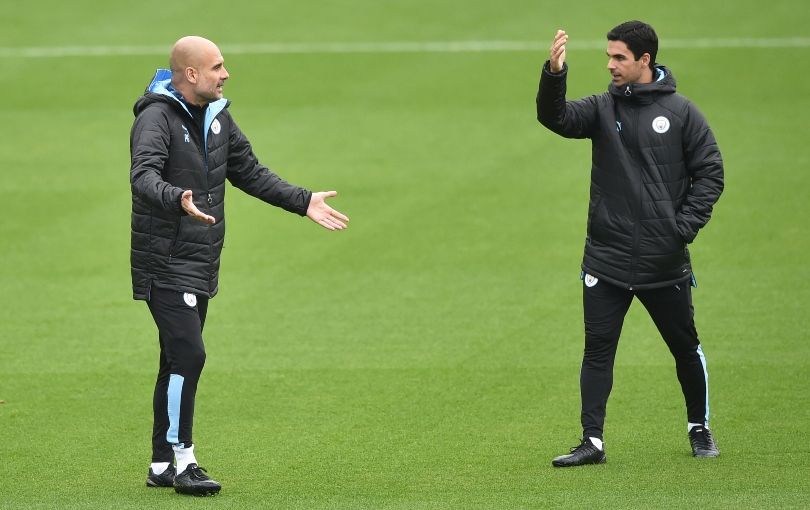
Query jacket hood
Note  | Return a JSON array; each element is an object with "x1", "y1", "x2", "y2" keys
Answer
[
  {"x1": 132, "y1": 69, "x2": 229, "y2": 118},
  {"x1": 609, "y1": 65, "x2": 676, "y2": 103},
  {"x1": 133, "y1": 69, "x2": 185, "y2": 117}
]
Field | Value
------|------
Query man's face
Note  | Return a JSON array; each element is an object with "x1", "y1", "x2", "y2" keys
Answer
[
  {"x1": 606, "y1": 40, "x2": 648, "y2": 86},
  {"x1": 191, "y1": 46, "x2": 229, "y2": 104}
]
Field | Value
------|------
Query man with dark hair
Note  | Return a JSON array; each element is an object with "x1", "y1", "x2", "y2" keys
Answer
[
  {"x1": 536, "y1": 21, "x2": 724, "y2": 467},
  {"x1": 607, "y1": 20, "x2": 658, "y2": 64},
  {"x1": 131, "y1": 36, "x2": 349, "y2": 495}
]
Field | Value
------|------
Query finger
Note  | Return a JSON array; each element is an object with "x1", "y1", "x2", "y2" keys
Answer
[
  {"x1": 319, "y1": 218, "x2": 337, "y2": 231},
  {"x1": 187, "y1": 203, "x2": 215, "y2": 224},
  {"x1": 329, "y1": 209, "x2": 350, "y2": 222},
  {"x1": 314, "y1": 203, "x2": 349, "y2": 222},
  {"x1": 186, "y1": 202, "x2": 202, "y2": 216},
  {"x1": 314, "y1": 190, "x2": 337, "y2": 202},
  {"x1": 551, "y1": 39, "x2": 565, "y2": 52},
  {"x1": 324, "y1": 215, "x2": 347, "y2": 230},
  {"x1": 327, "y1": 216, "x2": 347, "y2": 229},
  {"x1": 551, "y1": 36, "x2": 568, "y2": 53},
  {"x1": 321, "y1": 214, "x2": 341, "y2": 227},
  {"x1": 198, "y1": 209, "x2": 215, "y2": 223},
  {"x1": 192, "y1": 213, "x2": 215, "y2": 224}
]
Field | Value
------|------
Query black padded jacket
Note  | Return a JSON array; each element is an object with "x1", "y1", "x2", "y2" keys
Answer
[
  {"x1": 536, "y1": 62, "x2": 723, "y2": 290},
  {"x1": 130, "y1": 70, "x2": 311, "y2": 300}
]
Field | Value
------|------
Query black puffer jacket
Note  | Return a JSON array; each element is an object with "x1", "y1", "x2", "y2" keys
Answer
[
  {"x1": 130, "y1": 70, "x2": 311, "y2": 300},
  {"x1": 537, "y1": 62, "x2": 723, "y2": 290}
]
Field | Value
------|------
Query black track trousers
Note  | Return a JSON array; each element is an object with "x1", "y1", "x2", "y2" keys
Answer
[
  {"x1": 580, "y1": 276, "x2": 710, "y2": 439},
  {"x1": 146, "y1": 286, "x2": 209, "y2": 462}
]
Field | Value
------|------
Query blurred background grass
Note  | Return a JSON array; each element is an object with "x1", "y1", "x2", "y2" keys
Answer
[{"x1": 1, "y1": 1, "x2": 809, "y2": 508}]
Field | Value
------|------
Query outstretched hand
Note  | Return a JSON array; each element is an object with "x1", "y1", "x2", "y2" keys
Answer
[
  {"x1": 181, "y1": 190, "x2": 215, "y2": 224},
  {"x1": 550, "y1": 29, "x2": 568, "y2": 73},
  {"x1": 307, "y1": 191, "x2": 349, "y2": 231}
]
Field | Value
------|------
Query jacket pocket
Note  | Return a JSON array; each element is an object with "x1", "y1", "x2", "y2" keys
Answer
[
  {"x1": 587, "y1": 196, "x2": 607, "y2": 241},
  {"x1": 665, "y1": 207, "x2": 687, "y2": 250},
  {"x1": 168, "y1": 217, "x2": 182, "y2": 260}
]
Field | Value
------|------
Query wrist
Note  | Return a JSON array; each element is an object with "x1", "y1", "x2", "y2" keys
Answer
[{"x1": 545, "y1": 61, "x2": 566, "y2": 75}]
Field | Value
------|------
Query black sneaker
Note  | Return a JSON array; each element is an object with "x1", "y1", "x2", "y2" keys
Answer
[
  {"x1": 146, "y1": 464, "x2": 175, "y2": 487},
  {"x1": 173, "y1": 464, "x2": 221, "y2": 496},
  {"x1": 552, "y1": 438, "x2": 606, "y2": 467},
  {"x1": 689, "y1": 427, "x2": 720, "y2": 457}
]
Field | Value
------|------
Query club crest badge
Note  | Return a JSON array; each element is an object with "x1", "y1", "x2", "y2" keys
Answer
[
  {"x1": 183, "y1": 293, "x2": 197, "y2": 307},
  {"x1": 652, "y1": 116, "x2": 670, "y2": 134},
  {"x1": 211, "y1": 119, "x2": 221, "y2": 135},
  {"x1": 584, "y1": 274, "x2": 599, "y2": 288}
]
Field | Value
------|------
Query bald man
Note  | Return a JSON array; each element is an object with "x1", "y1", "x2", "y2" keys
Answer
[{"x1": 130, "y1": 36, "x2": 349, "y2": 496}]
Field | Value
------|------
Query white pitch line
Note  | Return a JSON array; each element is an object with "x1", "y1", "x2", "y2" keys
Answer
[{"x1": 2, "y1": 37, "x2": 809, "y2": 58}]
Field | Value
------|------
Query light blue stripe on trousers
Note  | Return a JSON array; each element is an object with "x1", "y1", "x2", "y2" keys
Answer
[
  {"x1": 167, "y1": 374, "x2": 185, "y2": 444},
  {"x1": 696, "y1": 345, "x2": 710, "y2": 427}
]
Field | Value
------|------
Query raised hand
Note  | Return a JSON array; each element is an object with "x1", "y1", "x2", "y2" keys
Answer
[
  {"x1": 306, "y1": 191, "x2": 349, "y2": 231},
  {"x1": 181, "y1": 190, "x2": 216, "y2": 224},
  {"x1": 550, "y1": 29, "x2": 568, "y2": 73}
]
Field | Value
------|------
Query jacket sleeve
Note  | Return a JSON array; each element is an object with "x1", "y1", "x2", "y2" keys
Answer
[
  {"x1": 130, "y1": 106, "x2": 184, "y2": 214},
  {"x1": 226, "y1": 116, "x2": 312, "y2": 216},
  {"x1": 675, "y1": 102, "x2": 724, "y2": 243},
  {"x1": 536, "y1": 61, "x2": 599, "y2": 139}
]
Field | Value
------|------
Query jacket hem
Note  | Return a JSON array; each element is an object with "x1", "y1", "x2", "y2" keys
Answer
[
  {"x1": 133, "y1": 278, "x2": 217, "y2": 300},
  {"x1": 581, "y1": 265, "x2": 692, "y2": 290}
]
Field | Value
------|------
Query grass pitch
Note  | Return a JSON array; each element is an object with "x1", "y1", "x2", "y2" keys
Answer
[{"x1": 2, "y1": 1, "x2": 809, "y2": 508}]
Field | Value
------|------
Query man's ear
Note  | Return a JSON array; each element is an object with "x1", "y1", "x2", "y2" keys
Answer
[
  {"x1": 640, "y1": 52, "x2": 651, "y2": 68},
  {"x1": 185, "y1": 67, "x2": 197, "y2": 84}
]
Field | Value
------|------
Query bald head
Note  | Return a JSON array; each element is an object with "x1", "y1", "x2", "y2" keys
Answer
[
  {"x1": 169, "y1": 36, "x2": 229, "y2": 106},
  {"x1": 170, "y1": 36, "x2": 218, "y2": 76}
]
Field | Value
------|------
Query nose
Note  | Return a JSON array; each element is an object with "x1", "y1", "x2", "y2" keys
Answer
[{"x1": 222, "y1": 67, "x2": 229, "y2": 80}]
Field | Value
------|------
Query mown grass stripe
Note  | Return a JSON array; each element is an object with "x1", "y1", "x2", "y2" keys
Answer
[{"x1": 2, "y1": 37, "x2": 809, "y2": 58}]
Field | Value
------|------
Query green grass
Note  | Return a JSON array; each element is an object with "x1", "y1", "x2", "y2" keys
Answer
[{"x1": 2, "y1": 0, "x2": 810, "y2": 508}]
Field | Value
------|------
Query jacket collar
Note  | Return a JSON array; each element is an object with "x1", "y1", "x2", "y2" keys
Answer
[
  {"x1": 609, "y1": 65, "x2": 676, "y2": 104},
  {"x1": 145, "y1": 69, "x2": 229, "y2": 141}
]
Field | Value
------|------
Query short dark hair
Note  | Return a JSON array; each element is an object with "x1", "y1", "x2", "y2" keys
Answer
[{"x1": 607, "y1": 21, "x2": 658, "y2": 64}]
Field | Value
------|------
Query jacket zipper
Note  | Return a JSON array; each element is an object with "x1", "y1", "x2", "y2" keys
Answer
[
  {"x1": 614, "y1": 97, "x2": 642, "y2": 290},
  {"x1": 200, "y1": 117, "x2": 215, "y2": 291},
  {"x1": 201, "y1": 124, "x2": 211, "y2": 207},
  {"x1": 628, "y1": 105, "x2": 642, "y2": 290}
]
